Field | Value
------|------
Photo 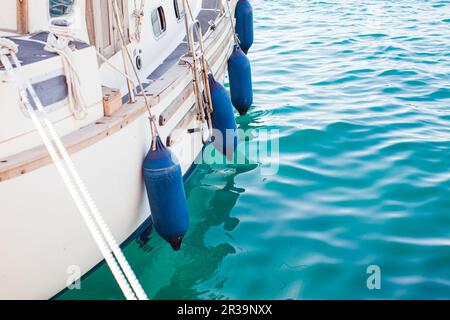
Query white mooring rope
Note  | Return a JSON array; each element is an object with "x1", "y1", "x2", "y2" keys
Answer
[{"x1": 0, "y1": 40, "x2": 148, "y2": 300}]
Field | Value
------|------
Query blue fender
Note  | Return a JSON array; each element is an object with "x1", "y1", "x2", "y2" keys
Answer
[
  {"x1": 143, "y1": 137, "x2": 189, "y2": 251},
  {"x1": 228, "y1": 44, "x2": 253, "y2": 115},
  {"x1": 208, "y1": 74, "x2": 238, "y2": 160},
  {"x1": 235, "y1": 0, "x2": 254, "y2": 54}
]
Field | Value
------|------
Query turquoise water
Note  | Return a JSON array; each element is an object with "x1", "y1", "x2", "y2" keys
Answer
[{"x1": 59, "y1": 0, "x2": 450, "y2": 300}]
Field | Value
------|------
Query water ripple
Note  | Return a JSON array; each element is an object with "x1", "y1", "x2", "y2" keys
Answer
[{"x1": 59, "y1": 0, "x2": 450, "y2": 300}]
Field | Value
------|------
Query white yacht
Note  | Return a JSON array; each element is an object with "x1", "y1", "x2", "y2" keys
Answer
[{"x1": 0, "y1": 0, "x2": 246, "y2": 300}]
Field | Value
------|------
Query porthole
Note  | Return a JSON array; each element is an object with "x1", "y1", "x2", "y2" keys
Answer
[
  {"x1": 174, "y1": 0, "x2": 185, "y2": 21},
  {"x1": 49, "y1": 0, "x2": 73, "y2": 18},
  {"x1": 151, "y1": 6, "x2": 167, "y2": 38},
  {"x1": 136, "y1": 55, "x2": 142, "y2": 70}
]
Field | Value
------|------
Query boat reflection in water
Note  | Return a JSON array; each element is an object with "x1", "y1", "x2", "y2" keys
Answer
[{"x1": 153, "y1": 160, "x2": 257, "y2": 300}]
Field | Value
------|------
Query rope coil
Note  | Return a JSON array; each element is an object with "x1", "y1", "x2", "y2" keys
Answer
[
  {"x1": 132, "y1": 0, "x2": 146, "y2": 42},
  {"x1": 0, "y1": 38, "x2": 18, "y2": 54},
  {"x1": 44, "y1": 28, "x2": 88, "y2": 120}
]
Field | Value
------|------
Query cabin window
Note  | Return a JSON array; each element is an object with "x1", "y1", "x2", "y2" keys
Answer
[
  {"x1": 49, "y1": 0, "x2": 74, "y2": 18},
  {"x1": 151, "y1": 7, "x2": 167, "y2": 38},
  {"x1": 174, "y1": 0, "x2": 185, "y2": 21}
]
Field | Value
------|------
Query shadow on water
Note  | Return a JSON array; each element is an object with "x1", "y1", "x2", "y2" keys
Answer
[
  {"x1": 58, "y1": 157, "x2": 258, "y2": 300},
  {"x1": 147, "y1": 106, "x2": 262, "y2": 299},
  {"x1": 152, "y1": 159, "x2": 258, "y2": 300}
]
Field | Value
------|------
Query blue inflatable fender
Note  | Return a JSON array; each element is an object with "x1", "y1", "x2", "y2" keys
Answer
[
  {"x1": 228, "y1": 44, "x2": 253, "y2": 115},
  {"x1": 235, "y1": 0, "x2": 254, "y2": 54},
  {"x1": 143, "y1": 137, "x2": 189, "y2": 251},
  {"x1": 208, "y1": 74, "x2": 238, "y2": 160}
]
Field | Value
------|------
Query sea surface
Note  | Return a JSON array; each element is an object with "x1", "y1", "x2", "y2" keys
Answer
[{"x1": 59, "y1": 0, "x2": 450, "y2": 299}]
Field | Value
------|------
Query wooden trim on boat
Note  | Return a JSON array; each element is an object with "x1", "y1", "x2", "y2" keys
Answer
[
  {"x1": 85, "y1": 0, "x2": 96, "y2": 46},
  {"x1": 0, "y1": 28, "x2": 19, "y2": 34},
  {"x1": 0, "y1": 11, "x2": 234, "y2": 183},
  {"x1": 16, "y1": 0, "x2": 29, "y2": 34},
  {"x1": 159, "y1": 82, "x2": 193, "y2": 126}
]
